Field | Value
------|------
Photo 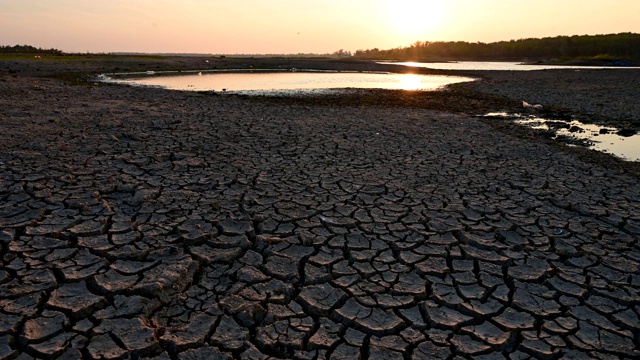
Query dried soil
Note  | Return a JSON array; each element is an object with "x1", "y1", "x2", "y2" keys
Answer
[{"x1": 1, "y1": 56, "x2": 639, "y2": 359}]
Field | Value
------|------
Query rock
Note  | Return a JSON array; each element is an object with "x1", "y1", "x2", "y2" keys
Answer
[{"x1": 617, "y1": 128, "x2": 637, "y2": 137}]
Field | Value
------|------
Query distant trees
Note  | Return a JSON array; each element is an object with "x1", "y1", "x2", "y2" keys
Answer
[
  {"x1": 353, "y1": 33, "x2": 640, "y2": 61},
  {"x1": 333, "y1": 49, "x2": 352, "y2": 58},
  {"x1": 0, "y1": 45, "x2": 63, "y2": 54}
]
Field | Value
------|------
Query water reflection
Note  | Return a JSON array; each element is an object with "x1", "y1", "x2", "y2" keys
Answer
[
  {"x1": 485, "y1": 113, "x2": 640, "y2": 161},
  {"x1": 103, "y1": 70, "x2": 474, "y2": 93},
  {"x1": 398, "y1": 74, "x2": 423, "y2": 90}
]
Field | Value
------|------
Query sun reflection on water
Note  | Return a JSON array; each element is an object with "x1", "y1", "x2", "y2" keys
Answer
[
  {"x1": 105, "y1": 71, "x2": 475, "y2": 93},
  {"x1": 398, "y1": 74, "x2": 423, "y2": 90}
]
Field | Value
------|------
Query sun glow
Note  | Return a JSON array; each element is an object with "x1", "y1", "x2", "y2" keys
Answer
[
  {"x1": 387, "y1": 0, "x2": 447, "y2": 40},
  {"x1": 398, "y1": 74, "x2": 423, "y2": 90}
]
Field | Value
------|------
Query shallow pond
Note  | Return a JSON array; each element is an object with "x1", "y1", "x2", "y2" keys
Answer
[
  {"x1": 379, "y1": 61, "x2": 640, "y2": 71},
  {"x1": 485, "y1": 113, "x2": 640, "y2": 162},
  {"x1": 101, "y1": 70, "x2": 475, "y2": 93}
]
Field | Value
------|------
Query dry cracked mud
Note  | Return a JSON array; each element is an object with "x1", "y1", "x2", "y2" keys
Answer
[{"x1": 1, "y1": 62, "x2": 639, "y2": 359}]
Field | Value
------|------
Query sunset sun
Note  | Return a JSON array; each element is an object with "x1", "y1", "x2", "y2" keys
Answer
[{"x1": 387, "y1": 0, "x2": 447, "y2": 39}]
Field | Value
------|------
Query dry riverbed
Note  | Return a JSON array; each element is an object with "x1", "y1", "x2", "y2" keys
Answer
[{"x1": 1, "y1": 56, "x2": 639, "y2": 359}]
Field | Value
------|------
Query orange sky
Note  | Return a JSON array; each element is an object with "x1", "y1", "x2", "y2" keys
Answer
[{"x1": 2, "y1": 0, "x2": 640, "y2": 54}]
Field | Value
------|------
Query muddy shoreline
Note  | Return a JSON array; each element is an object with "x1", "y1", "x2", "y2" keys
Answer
[
  {"x1": 6, "y1": 55, "x2": 640, "y2": 123},
  {"x1": 1, "y1": 56, "x2": 640, "y2": 359},
  {"x1": 8, "y1": 55, "x2": 640, "y2": 176}
]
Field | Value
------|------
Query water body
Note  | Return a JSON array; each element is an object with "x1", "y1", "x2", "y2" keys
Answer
[
  {"x1": 101, "y1": 70, "x2": 475, "y2": 93},
  {"x1": 378, "y1": 61, "x2": 639, "y2": 71},
  {"x1": 485, "y1": 113, "x2": 640, "y2": 162}
]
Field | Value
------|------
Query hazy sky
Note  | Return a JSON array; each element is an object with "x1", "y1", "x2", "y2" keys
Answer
[{"x1": 2, "y1": 0, "x2": 639, "y2": 54}]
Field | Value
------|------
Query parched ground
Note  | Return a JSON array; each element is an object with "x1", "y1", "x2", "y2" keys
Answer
[
  {"x1": 461, "y1": 68, "x2": 640, "y2": 125},
  {"x1": 0, "y1": 59, "x2": 639, "y2": 359}
]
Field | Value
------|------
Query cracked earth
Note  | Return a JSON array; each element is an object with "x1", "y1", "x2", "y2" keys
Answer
[{"x1": 1, "y1": 73, "x2": 639, "y2": 359}]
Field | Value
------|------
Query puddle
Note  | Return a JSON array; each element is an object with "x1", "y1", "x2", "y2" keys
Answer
[
  {"x1": 484, "y1": 113, "x2": 640, "y2": 162},
  {"x1": 98, "y1": 70, "x2": 475, "y2": 93}
]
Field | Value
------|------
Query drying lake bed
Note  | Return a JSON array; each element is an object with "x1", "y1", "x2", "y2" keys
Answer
[{"x1": 1, "y1": 56, "x2": 639, "y2": 359}]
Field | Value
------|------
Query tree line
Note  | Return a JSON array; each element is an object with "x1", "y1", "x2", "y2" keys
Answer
[
  {"x1": 0, "y1": 45, "x2": 63, "y2": 55},
  {"x1": 353, "y1": 33, "x2": 640, "y2": 61}
]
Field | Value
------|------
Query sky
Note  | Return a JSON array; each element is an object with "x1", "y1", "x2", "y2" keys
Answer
[{"x1": 1, "y1": 0, "x2": 640, "y2": 54}]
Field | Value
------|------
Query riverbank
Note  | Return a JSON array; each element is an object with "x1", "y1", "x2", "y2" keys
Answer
[{"x1": 1, "y1": 56, "x2": 639, "y2": 359}]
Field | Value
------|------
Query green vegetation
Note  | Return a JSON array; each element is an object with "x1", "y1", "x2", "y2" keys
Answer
[{"x1": 353, "y1": 33, "x2": 640, "y2": 62}]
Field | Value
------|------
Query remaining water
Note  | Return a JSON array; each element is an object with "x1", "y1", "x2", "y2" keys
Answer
[
  {"x1": 379, "y1": 61, "x2": 639, "y2": 71},
  {"x1": 485, "y1": 113, "x2": 640, "y2": 161},
  {"x1": 101, "y1": 70, "x2": 475, "y2": 93}
]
